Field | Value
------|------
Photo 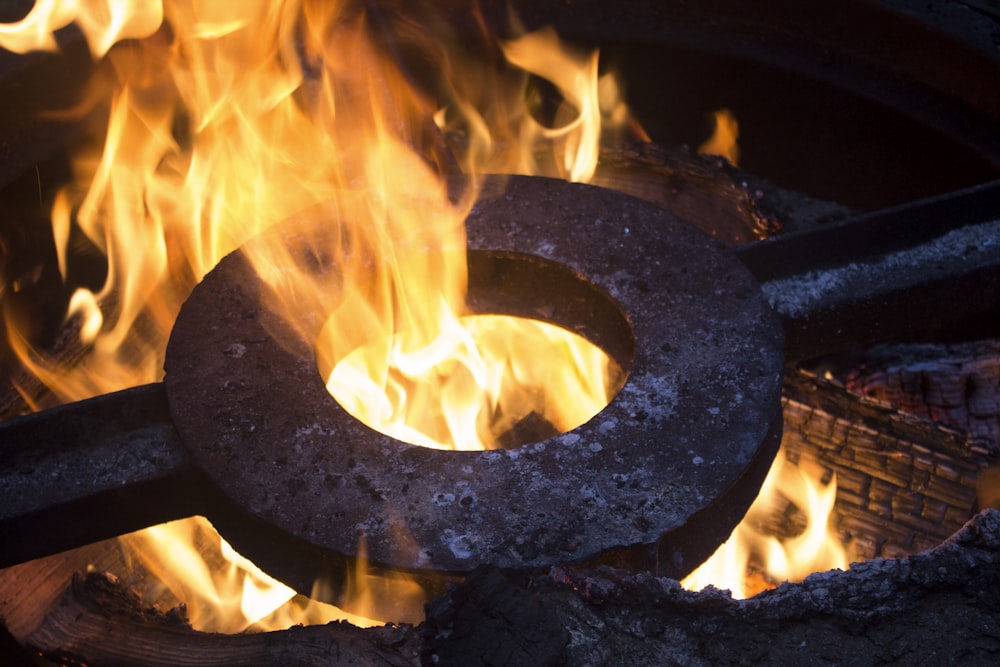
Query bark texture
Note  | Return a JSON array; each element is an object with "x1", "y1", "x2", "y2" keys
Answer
[{"x1": 5, "y1": 510, "x2": 1000, "y2": 666}]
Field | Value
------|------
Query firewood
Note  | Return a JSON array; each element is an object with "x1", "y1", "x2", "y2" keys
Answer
[
  {"x1": 838, "y1": 339, "x2": 1000, "y2": 450},
  {"x1": 781, "y1": 366, "x2": 991, "y2": 561},
  {"x1": 593, "y1": 142, "x2": 850, "y2": 246},
  {"x1": 423, "y1": 510, "x2": 1000, "y2": 666},
  {"x1": 10, "y1": 510, "x2": 1000, "y2": 666},
  {"x1": 20, "y1": 572, "x2": 419, "y2": 667}
]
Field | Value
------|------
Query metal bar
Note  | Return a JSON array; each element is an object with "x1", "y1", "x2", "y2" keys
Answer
[
  {"x1": 736, "y1": 180, "x2": 1000, "y2": 361},
  {"x1": 0, "y1": 383, "x2": 207, "y2": 568},
  {"x1": 3, "y1": 180, "x2": 998, "y2": 567}
]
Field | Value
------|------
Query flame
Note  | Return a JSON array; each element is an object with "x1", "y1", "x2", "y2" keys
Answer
[
  {"x1": 0, "y1": 0, "x2": 162, "y2": 58},
  {"x1": 497, "y1": 27, "x2": 601, "y2": 182},
  {"x1": 1, "y1": 0, "x2": 644, "y2": 409},
  {"x1": 698, "y1": 108, "x2": 740, "y2": 166},
  {"x1": 681, "y1": 449, "x2": 848, "y2": 599},
  {"x1": 324, "y1": 314, "x2": 623, "y2": 450},
  {"x1": 2, "y1": 0, "x2": 644, "y2": 627},
  {"x1": 118, "y1": 516, "x2": 400, "y2": 631},
  {"x1": 431, "y1": 22, "x2": 646, "y2": 182}
]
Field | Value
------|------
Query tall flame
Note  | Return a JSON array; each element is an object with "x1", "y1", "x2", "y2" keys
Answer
[
  {"x1": 3, "y1": 0, "x2": 643, "y2": 409},
  {"x1": 2, "y1": 0, "x2": 644, "y2": 627}
]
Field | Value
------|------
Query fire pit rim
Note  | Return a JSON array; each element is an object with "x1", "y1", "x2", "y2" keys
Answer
[{"x1": 163, "y1": 175, "x2": 785, "y2": 576}]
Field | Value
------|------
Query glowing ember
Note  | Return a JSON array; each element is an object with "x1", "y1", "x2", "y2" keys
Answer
[{"x1": 681, "y1": 449, "x2": 848, "y2": 599}]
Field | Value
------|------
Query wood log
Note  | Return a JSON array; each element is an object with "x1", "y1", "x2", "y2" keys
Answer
[
  {"x1": 837, "y1": 339, "x2": 1000, "y2": 450},
  {"x1": 19, "y1": 573, "x2": 419, "y2": 667},
  {"x1": 7, "y1": 510, "x2": 1000, "y2": 666},
  {"x1": 593, "y1": 142, "x2": 851, "y2": 245},
  {"x1": 781, "y1": 366, "x2": 992, "y2": 561}
]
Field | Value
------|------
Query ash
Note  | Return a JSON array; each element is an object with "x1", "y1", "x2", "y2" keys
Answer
[
  {"x1": 762, "y1": 219, "x2": 1000, "y2": 318},
  {"x1": 423, "y1": 509, "x2": 1000, "y2": 666}
]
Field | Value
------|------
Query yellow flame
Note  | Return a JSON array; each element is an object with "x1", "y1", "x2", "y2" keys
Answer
[
  {"x1": 498, "y1": 27, "x2": 601, "y2": 182},
  {"x1": 0, "y1": 0, "x2": 162, "y2": 58},
  {"x1": 2, "y1": 1, "x2": 645, "y2": 409},
  {"x1": 681, "y1": 449, "x2": 848, "y2": 599},
  {"x1": 324, "y1": 314, "x2": 622, "y2": 450},
  {"x1": 698, "y1": 108, "x2": 740, "y2": 166},
  {"x1": 2, "y1": 0, "x2": 647, "y2": 628},
  {"x1": 118, "y1": 516, "x2": 385, "y2": 631},
  {"x1": 432, "y1": 24, "x2": 646, "y2": 182}
]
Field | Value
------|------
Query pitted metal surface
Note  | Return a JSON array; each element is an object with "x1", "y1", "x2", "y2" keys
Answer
[{"x1": 163, "y1": 175, "x2": 784, "y2": 575}]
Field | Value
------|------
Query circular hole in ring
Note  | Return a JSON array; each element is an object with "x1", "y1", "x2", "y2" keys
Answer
[{"x1": 316, "y1": 249, "x2": 635, "y2": 451}]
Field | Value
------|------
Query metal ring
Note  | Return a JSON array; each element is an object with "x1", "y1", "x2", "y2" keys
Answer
[{"x1": 164, "y1": 175, "x2": 783, "y2": 580}]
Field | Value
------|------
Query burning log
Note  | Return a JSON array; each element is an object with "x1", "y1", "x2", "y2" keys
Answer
[
  {"x1": 16, "y1": 573, "x2": 419, "y2": 667},
  {"x1": 593, "y1": 141, "x2": 847, "y2": 245},
  {"x1": 838, "y1": 339, "x2": 1000, "y2": 451},
  {"x1": 780, "y1": 366, "x2": 989, "y2": 563},
  {"x1": 7, "y1": 510, "x2": 1000, "y2": 665}
]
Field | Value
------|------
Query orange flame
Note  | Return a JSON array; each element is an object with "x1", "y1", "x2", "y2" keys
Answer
[
  {"x1": 0, "y1": 0, "x2": 162, "y2": 57},
  {"x1": 2, "y1": 0, "x2": 644, "y2": 627},
  {"x1": 324, "y1": 314, "x2": 623, "y2": 450},
  {"x1": 698, "y1": 108, "x2": 740, "y2": 166},
  {"x1": 117, "y1": 516, "x2": 413, "y2": 630},
  {"x1": 681, "y1": 449, "x2": 848, "y2": 599}
]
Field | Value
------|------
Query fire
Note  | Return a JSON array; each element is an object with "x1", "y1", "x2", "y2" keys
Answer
[
  {"x1": 431, "y1": 22, "x2": 643, "y2": 182},
  {"x1": 698, "y1": 108, "x2": 740, "y2": 166},
  {"x1": 0, "y1": 0, "x2": 162, "y2": 57},
  {"x1": 681, "y1": 449, "x2": 848, "y2": 599},
  {"x1": 2, "y1": 0, "x2": 643, "y2": 628},
  {"x1": 323, "y1": 314, "x2": 623, "y2": 450},
  {"x1": 118, "y1": 516, "x2": 423, "y2": 630}
]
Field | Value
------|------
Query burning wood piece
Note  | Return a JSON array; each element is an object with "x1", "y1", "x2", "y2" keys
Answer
[
  {"x1": 592, "y1": 141, "x2": 846, "y2": 245},
  {"x1": 16, "y1": 572, "x2": 419, "y2": 667},
  {"x1": 780, "y1": 367, "x2": 989, "y2": 560},
  {"x1": 10, "y1": 510, "x2": 1000, "y2": 665},
  {"x1": 425, "y1": 509, "x2": 1000, "y2": 665},
  {"x1": 837, "y1": 339, "x2": 1000, "y2": 451}
]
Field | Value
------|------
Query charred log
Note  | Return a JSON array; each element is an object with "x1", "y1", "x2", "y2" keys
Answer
[
  {"x1": 7, "y1": 510, "x2": 1000, "y2": 666},
  {"x1": 431, "y1": 510, "x2": 1000, "y2": 666},
  {"x1": 837, "y1": 339, "x2": 1000, "y2": 451},
  {"x1": 17, "y1": 572, "x2": 420, "y2": 667},
  {"x1": 781, "y1": 366, "x2": 991, "y2": 560}
]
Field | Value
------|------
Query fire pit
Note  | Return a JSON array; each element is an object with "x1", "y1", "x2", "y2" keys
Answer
[
  {"x1": 1, "y1": 175, "x2": 785, "y2": 601},
  {"x1": 2, "y1": 0, "x2": 1000, "y2": 663},
  {"x1": 164, "y1": 175, "x2": 783, "y2": 586}
]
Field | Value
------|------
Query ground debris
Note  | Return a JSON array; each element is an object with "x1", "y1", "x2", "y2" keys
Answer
[
  {"x1": 423, "y1": 509, "x2": 1000, "y2": 666},
  {"x1": 6, "y1": 511, "x2": 1000, "y2": 665}
]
